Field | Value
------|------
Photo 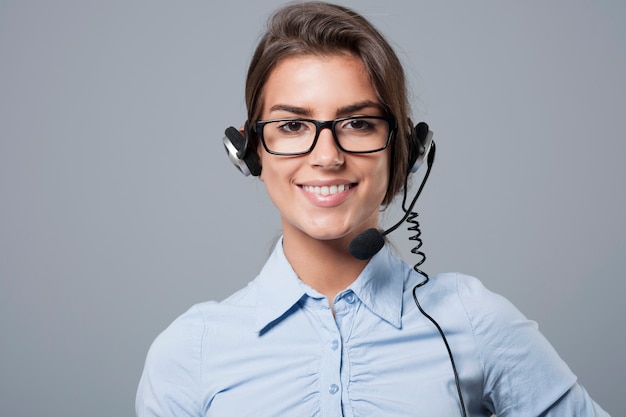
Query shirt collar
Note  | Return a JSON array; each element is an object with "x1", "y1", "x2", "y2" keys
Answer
[
  {"x1": 254, "y1": 238, "x2": 404, "y2": 333},
  {"x1": 254, "y1": 239, "x2": 308, "y2": 333}
]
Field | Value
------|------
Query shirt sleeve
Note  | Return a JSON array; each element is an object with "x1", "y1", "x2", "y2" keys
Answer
[
  {"x1": 455, "y1": 274, "x2": 610, "y2": 417},
  {"x1": 136, "y1": 305, "x2": 205, "y2": 417}
]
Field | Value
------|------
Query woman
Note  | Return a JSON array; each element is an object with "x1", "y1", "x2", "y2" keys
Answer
[{"x1": 136, "y1": 2, "x2": 609, "y2": 416}]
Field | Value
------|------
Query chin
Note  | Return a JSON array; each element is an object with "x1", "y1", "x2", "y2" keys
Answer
[
  {"x1": 284, "y1": 213, "x2": 377, "y2": 244},
  {"x1": 298, "y1": 222, "x2": 364, "y2": 243},
  {"x1": 302, "y1": 229, "x2": 348, "y2": 242}
]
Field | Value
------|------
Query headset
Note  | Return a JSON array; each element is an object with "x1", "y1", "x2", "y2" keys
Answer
[{"x1": 222, "y1": 119, "x2": 433, "y2": 178}]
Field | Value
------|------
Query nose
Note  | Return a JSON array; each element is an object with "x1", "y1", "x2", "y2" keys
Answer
[{"x1": 309, "y1": 126, "x2": 344, "y2": 168}]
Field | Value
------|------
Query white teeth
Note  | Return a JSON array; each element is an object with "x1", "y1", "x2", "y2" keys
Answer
[{"x1": 303, "y1": 184, "x2": 351, "y2": 195}]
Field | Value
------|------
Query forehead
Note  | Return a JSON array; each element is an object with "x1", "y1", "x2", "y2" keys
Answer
[{"x1": 260, "y1": 54, "x2": 380, "y2": 118}]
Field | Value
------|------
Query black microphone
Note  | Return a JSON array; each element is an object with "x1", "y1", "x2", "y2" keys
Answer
[
  {"x1": 349, "y1": 228, "x2": 385, "y2": 260},
  {"x1": 349, "y1": 141, "x2": 436, "y2": 260}
]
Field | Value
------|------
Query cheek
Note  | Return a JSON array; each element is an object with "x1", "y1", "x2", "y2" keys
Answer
[
  {"x1": 257, "y1": 153, "x2": 295, "y2": 190},
  {"x1": 377, "y1": 153, "x2": 392, "y2": 194},
  {"x1": 381, "y1": 153, "x2": 395, "y2": 202}
]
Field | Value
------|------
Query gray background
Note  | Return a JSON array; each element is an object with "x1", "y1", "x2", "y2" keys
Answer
[{"x1": 1, "y1": 1, "x2": 624, "y2": 416}]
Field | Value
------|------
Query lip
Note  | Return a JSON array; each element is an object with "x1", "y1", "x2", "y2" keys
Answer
[{"x1": 297, "y1": 180, "x2": 356, "y2": 207}]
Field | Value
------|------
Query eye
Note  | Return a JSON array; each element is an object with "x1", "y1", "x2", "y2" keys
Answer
[
  {"x1": 277, "y1": 120, "x2": 310, "y2": 135},
  {"x1": 341, "y1": 118, "x2": 376, "y2": 133}
]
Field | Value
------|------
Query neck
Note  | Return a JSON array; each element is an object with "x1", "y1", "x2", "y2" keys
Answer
[{"x1": 282, "y1": 229, "x2": 370, "y2": 303}]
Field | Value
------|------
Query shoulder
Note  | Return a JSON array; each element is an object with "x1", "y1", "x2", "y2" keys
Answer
[
  {"x1": 410, "y1": 272, "x2": 531, "y2": 360},
  {"x1": 431, "y1": 273, "x2": 580, "y2": 414},
  {"x1": 426, "y1": 272, "x2": 543, "y2": 363},
  {"x1": 136, "y1": 303, "x2": 211, "y2": 416},
  {"x1": 142, "y1": 303, "x2": 212, "y2": 380},
  {"x1": 149, "y1": 282, "x2": 260, "y2": 359},
  {"x1": 425, "y1": 272, "x2": 526, "y2": 324},
  {"x1": 150, "y1": 278, "x2": 263, "y2": 352},
  {"x1": 136, "y1": 286, "x2": 261, "y2": 416},
  {"x1": 142, "y1": 279, "x2": 260, "y2": 375},
  {"x1": 427, "y1": 271, "x2": 497, "y2": 297}
]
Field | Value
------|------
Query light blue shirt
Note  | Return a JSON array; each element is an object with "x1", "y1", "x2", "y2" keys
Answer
[{"x1": 136, "y1": 241, "x2": 609, "y2": 416}]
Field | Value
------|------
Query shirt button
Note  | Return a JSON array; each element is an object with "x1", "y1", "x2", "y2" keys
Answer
[
  {"x1": 331, "y1": 340, "x2": 339, "y2": 350},
  {"x1": 345, "y1": 293, "x2": 356, "y2": 304},
  {"x1": 328, "y1": 384, "x2": 339, "y2": 395}
]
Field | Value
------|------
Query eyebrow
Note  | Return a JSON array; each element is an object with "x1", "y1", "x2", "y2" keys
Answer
[
  {"x1": 268, "y1": 100, "x2": 383, "y2": 118},
  {"x1": 336, "y1": 100, "x2": 383, "y2": 117},
  {"x1": 268, "y1": 104, "x2": 312, "y2": 116}
]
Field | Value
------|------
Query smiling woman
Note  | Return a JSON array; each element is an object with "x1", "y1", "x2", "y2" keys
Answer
[
  {"x1": 258, "y1": 54, "x2": 391, "y2": 280},
  {"x1": 136, "y1": 2, "x2": 610, "y2": 416}
]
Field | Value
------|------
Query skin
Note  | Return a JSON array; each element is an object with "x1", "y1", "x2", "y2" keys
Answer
[{"x1": 255, "y1": 54, "x2": 391, "y2": 303}]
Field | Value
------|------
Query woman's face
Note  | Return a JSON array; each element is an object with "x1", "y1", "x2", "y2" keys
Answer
[{"x1": 257, "y1": 54, "x2": 390, "y2": 244}]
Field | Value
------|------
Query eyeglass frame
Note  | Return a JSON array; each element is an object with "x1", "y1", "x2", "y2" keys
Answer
[{"x1": 253, "y1": 115, "x2": 397, "y2": 156}]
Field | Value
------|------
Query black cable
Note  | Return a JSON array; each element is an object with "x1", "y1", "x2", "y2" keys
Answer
[
  {"x1": 402, "y1": 142, "x2": 468, "y2": 417},
  {"x1": 412, "y1": 278, "x2": 468, "y2": 417}
]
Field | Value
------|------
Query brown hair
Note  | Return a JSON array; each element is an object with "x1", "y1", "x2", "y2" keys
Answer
[{"x1": 245, "y1": 1, "x2": 412, "y2": 205}]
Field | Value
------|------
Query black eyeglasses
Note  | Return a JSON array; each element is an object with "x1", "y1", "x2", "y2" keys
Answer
[{"x1": 254, "y1": 116, "x2": 396, "y2": 156}]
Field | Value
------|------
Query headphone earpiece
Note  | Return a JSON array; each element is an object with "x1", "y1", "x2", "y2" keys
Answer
[
  {"x1": 407, "y1": 121, "x2": 433, "y2": 174},
  {"x1": 222, "y1": 122, "x2": 261, "y2": 177}
]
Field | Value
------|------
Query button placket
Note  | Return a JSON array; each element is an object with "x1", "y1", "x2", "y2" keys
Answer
[
  {"x1": 333, "y1": 290, "x2": 360, "y2": 415},
  {"x1": 315, "y1": 303, "x2": 343, "y2": 415}
]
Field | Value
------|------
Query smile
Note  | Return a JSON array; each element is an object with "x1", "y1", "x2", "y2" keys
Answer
[{"x1": 301, "y1": 184, "x2": 353, "y2": 196}]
